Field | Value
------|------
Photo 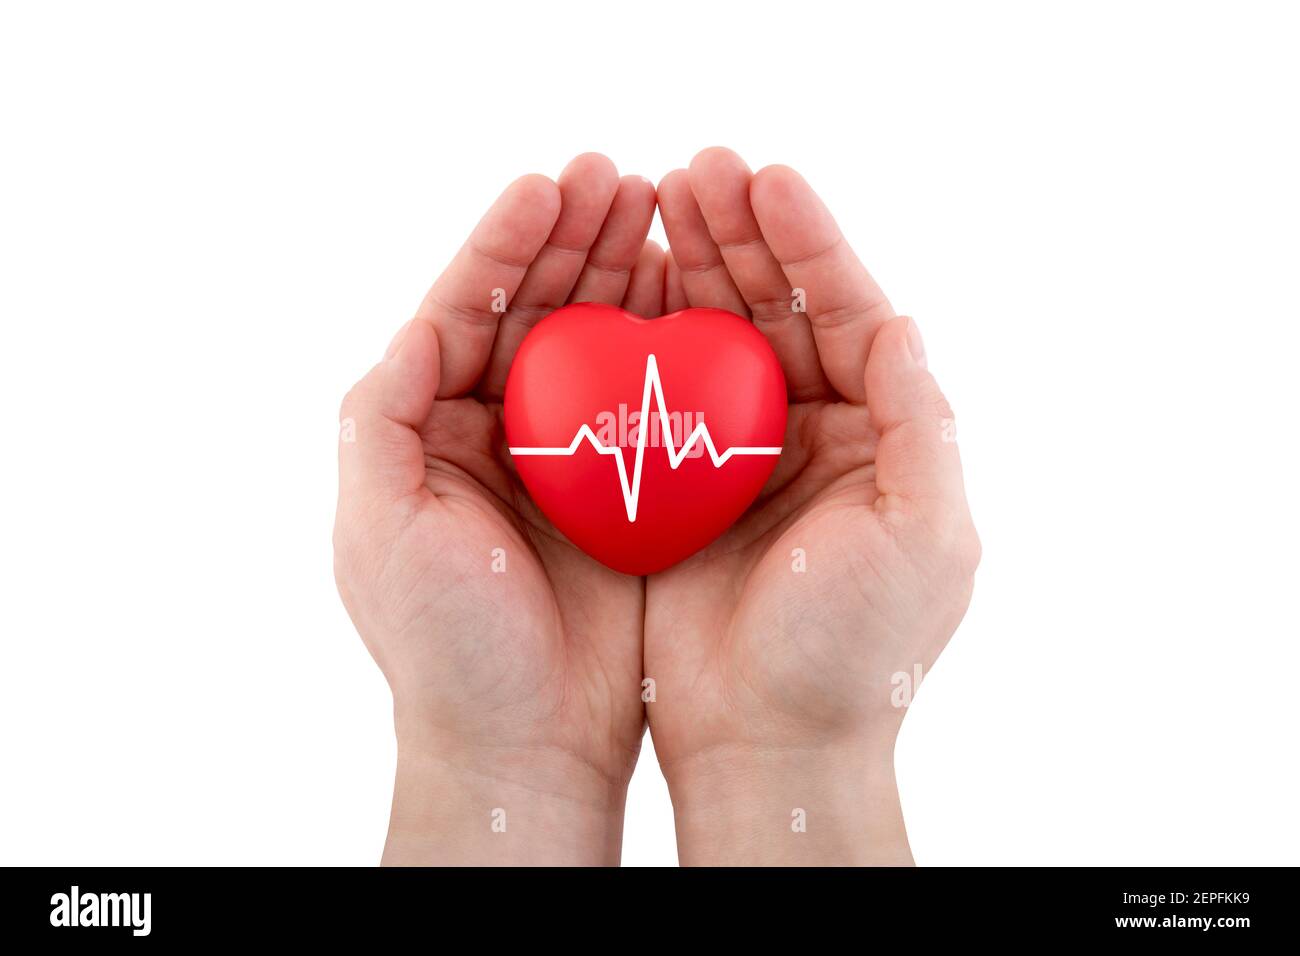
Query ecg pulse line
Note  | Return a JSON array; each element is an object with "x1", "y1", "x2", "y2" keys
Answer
[{"x1": 508, "y1": 353, "x2": 782, "y2": 522}]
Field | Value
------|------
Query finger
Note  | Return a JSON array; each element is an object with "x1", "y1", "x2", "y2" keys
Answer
[
  {"x1": 655, "y1": 169, "x2": 747, "y2": 315},
  {"x1": 664, "y1": 251, "x2": 688, "y2": 313},
  {"x1": 866, "y1": 316, "x2": 970, "y2": 527},
  {"x1": 568, "y1": 175, "x2": 656, "y2": 305},
  {"x1": 751, "y1": 165, "x2": 895, "y2": 403},
  {"x1": 338, "y1": 318, "x2": 440, "y2": 505},
  {"x1": 416, "y1": 174, "x2": 560, "y2": 398},
  {"x1": 623, "y1": 239, "x2": 666, "y2": 317},
  {"x1": 481, "y1": 152, "x2": 621, "y2": 397},
  {"x1": 688, "y1": 147, "x2": 830, "y2": 401}
]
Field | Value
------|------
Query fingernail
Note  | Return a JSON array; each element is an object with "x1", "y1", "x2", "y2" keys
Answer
[
  {"x1": 905, "y1": 317, "x2": 927, "y2": 369},
  {"x1": 385, "y1": 319, "x2": 414, "y2": 361}
]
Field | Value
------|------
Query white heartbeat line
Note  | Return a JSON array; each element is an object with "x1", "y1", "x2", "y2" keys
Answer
[{"x1": 508, "y1": 353, "x2": 782, "y2": 522}]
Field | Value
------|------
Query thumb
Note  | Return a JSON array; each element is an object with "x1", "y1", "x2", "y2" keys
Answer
[
  {"x1": 338, "y1": 318, "x2": 441, "y2": 504},
  {"x1": 864, "y1": 316, "x2": 969, "y2": 524}
]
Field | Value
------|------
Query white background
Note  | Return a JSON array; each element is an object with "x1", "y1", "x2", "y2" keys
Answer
[{"x1": 2, "y1": 1, "x2": 1297, "y2": 866}]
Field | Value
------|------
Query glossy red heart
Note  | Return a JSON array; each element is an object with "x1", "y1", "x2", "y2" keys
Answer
[{"x1": 504, "y1": 302, "x2": 787, "y2": 575}]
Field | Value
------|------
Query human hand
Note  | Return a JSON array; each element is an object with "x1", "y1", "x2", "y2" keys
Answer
[
  {"x1": 645, "y1": 148, "x2": 981, "y2": 865},
  {"x1": 334, "y1": 154, "x2": 668, "y2": 865}
]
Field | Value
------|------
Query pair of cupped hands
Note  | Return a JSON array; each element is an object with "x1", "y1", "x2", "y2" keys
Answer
[{"x1": 334, "y1": 148, "x2": 980, "y2": 866}]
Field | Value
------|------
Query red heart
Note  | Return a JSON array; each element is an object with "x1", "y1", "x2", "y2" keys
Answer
[{"x1": 504, "y1": 302, "x2": 787, "y2": 575}]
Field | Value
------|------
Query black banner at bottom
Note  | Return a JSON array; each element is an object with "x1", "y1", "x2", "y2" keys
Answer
[{"x1": 1, "y1": 866, "x2": 1287, "y2": 944}]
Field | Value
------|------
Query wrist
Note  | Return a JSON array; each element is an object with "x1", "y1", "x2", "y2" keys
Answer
[
  {"x1": 383, "y1": 733, "x2": 629, "y2": 866},
  {"x1": 662, "y1": 736, "x2": 912, "y2": 866}
]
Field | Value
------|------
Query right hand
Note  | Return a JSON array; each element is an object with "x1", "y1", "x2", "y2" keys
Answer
[{"x1": 644, "y1": 148, "x2": 980, "y2": 864}]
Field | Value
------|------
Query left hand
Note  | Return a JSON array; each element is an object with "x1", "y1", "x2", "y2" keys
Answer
[{"x1": 335, "y1": 154, "x2": 665, "y2": 865}]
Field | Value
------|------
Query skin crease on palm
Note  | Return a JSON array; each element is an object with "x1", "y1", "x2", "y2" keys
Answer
[{"x1": 334, "y1": 148, "x2": 980, "y2": 866}]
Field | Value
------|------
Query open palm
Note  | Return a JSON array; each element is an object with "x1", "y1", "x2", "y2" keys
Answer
[
  {"x1": 336, "y1": 149, "x2": 979, "y2": 865},
  {"x1": 335, "y1": 156, "x2": 667, "y2": 819},
  {"x1": 643, "y1": 151, "x2": 980, "y2": 843}
]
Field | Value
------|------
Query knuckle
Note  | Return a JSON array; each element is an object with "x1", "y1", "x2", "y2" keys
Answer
[
  {"x1": 339, "y1": 384, "x2": 361, "y2": 421},
  {"x1": 934, "y1": 394, "x2": 955, "y2": 424},
  {"x1": 925, "y1": 382, "x2": 955, "y2": 424},
  {"x1": 339, "y1": 372, "x2": 378, "y2": 421},
  {"x1": 922, "y1": 506, "x2": 980, "y2": 579}
]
